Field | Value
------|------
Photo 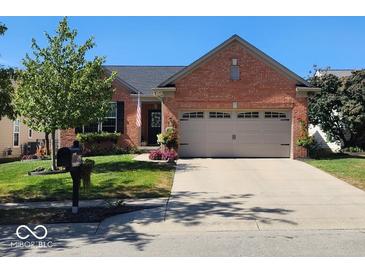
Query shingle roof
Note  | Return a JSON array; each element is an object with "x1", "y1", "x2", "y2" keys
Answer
[{"x1": 104, "y1": 65, "x2": 185, "y2": 95}]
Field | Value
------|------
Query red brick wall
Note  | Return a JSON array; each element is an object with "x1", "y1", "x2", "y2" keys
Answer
[
  {"x1": 112, "y1": 83, "x2": 138, "y2": 147},
  {"x1": 163, "y1": 40, "x2": 307, "y2": 158}
]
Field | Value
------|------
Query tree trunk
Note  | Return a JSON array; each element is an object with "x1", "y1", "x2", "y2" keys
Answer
[
  {"x1": 45, "y1": 132, "x2": 50, "y2": 155},
  {"x1": 51, "y1": 130, "x2": 57, "y2": 170}
]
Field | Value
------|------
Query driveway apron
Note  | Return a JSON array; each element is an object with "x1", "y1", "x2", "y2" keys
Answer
[{"x1": 165, "y1": 158, "x2": 365, "y2": 231}]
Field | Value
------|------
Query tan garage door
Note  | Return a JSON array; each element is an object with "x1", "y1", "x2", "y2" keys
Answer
[{"x1": 179, "y1": 110, "x2": 291, "y2": 158}]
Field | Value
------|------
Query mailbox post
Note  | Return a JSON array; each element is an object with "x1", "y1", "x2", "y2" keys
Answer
[{"x1": 56, "y1": 141, "x2": 83, "y2": 214}]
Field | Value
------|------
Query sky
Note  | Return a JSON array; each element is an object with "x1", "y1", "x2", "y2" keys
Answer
[{"x1": 0, "y1": 16, "x2": 364, "y2": 78}]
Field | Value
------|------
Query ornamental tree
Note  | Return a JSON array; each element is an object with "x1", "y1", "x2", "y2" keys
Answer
[
  {"x1": 15, "y1": 17, "x2": 116, "y2": 169},
  {"x1": 308, "y1": 70, "x2": 365, "y2": 149},
  {"x1": 0, "y1": 22, "x2": 17, "y2": 120}
]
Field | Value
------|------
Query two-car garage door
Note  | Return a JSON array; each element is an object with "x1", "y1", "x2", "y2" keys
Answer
[{"x1": 179, "y1": 110, "x2": 291, "y2": 158}]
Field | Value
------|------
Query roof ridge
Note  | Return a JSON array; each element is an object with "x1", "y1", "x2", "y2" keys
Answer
[
  {"x1": 321, "y1": 68, "x2": 358, "y2": 71},
  {"x1": 158, "y1": 34, "x2": 310, "y2": 87}
]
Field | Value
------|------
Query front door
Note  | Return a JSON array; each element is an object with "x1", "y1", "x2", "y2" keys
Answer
[{"x1": 148, "y1": 110, "x2": 161, "y2": 145}]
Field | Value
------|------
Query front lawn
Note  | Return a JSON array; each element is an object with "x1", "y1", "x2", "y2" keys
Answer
[
  {"x1": 0, "y1": 155, "x2": 174, "y2": 203},
  {"x1": 305, "y1": 155, "x2": 365, "y2": 191}
]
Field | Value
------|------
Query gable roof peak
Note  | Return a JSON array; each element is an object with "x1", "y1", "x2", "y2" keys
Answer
[{"x1": 158, "y1": 34, "x2": 310, "y2": 87}]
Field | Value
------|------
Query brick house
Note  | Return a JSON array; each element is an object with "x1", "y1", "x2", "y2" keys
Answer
[{"x1": 60, "y1": 35, "x2": 319, "y2": 159}]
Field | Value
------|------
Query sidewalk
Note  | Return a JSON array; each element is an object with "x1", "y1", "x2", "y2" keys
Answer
[{"x1": 0, "y1": 197, "x2": 168, "y2": 210}]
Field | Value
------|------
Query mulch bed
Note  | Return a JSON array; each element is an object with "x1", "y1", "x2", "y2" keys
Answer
[{"x1": 0, "y1": 205, "x2": 146, "y2": 225}]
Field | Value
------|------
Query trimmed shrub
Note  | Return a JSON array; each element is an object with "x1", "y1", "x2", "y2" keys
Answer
[
  {"x1": 76, "y1": 132, "x2": 121, "y2": 144},
  {"x1": 76, "y1": 132, "x2": 124, "y2": 156}
]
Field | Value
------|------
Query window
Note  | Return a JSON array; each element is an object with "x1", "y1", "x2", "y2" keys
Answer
[
  {"x1": 264, "y1": 112, "x2": 287, "y2": 118},
  {"x1": 182, "y1": 112, "x2": 204, "y2": 119},
  {"x1": 83, "y1": 122, "x2": 99, "y2": 133},
  {"x1": 237, "y1": 112, "x2": 259, "y2": 119},
  {"x1": 230, "y1": 59, "x2": 240, "y2": 80},
  {"x1": 13, "y1": 120, "x2": 20, "y2": 147},
  {"x1": 101, "y1": 102, "x2": 117, "y2": 132},
  {"x1": 209, "y1": 112, "x2": 231, "y2": 118},
  {"x1": 230, "y1": 66, "x2": 240, "y2": 80},
  {"x1": 28, "y1": 129, "x2": 33, "y2": 139},
  {"x1": 77, "y1": 102, "x2": 117, "y2": 133}
]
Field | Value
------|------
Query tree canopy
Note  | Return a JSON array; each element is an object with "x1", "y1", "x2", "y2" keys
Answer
[
  {"x1": 0, "y1": 22, "x2": 7, "y2": 35},
  {"x1": 308, "y1": 70, "x2": 365, "y2": 149},
  {"x1": 0, "y1": 22, "x2": 16, "y2": 120},
  {"x1": 15, "y1": 17, "x2": 116, "y2": 133},
  {"x1": 15, "y1": 17, "x2": 116, "y2": 169}
]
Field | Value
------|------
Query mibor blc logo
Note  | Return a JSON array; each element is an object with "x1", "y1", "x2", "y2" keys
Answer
[
  {"x1": 16, "y1": 225, "x2": 48, "y2": 240},
  {"x1": 10, "y1": 225, "x2": 53, "y2": 248}
]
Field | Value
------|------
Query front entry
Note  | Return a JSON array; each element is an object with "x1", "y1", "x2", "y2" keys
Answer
[{"x1": 148, "y1": 110, "x2": 161, "y2": 145}]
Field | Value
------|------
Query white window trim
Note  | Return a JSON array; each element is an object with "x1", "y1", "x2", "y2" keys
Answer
[
  {"x1": 81, "y1": 102, "x2": 117, "y2": 133},
  {"x1": 237, "y1": 112, "x2": 260, "y2": 119},
  {"x1": 209, "y1": 112, "x2": 231, "y2": 119},
  {"x1": 264, "y1": 111, "x2": 287, "y2": 119},
  {"x1": 182, "y1": 112, "x2": 204, "y2": 119},
  {"x1": 13, "y1": 120, "x2": 20, "y2": 147},
  {"x1": 101, "y1": 102, "x2": 117, "y2": 132}
]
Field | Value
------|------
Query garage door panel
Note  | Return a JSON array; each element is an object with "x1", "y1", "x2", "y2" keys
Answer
[
  {"x1": 179, "y1": 110, "x2": 291, "y2": 158},
  {"x1": 234, "y1": 144, "x2": 290, "y2": 158},
  {"x1": 179, "y1": 143, "x2": 207, "y2": 158}
]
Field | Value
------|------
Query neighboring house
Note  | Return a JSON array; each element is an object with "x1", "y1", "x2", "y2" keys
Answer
[
  {"x1": 314, "y1": 69, "x2": 354, "y2": 78},
  {"x1": 0, "y1": 117, "x2": 47, "y2": 158},
  {"x1": 309, "y1": 69, "x2": 359, "y2": 152},
  {"x1": 61, "y1": 35, "x2": 319, "y2": 159}
]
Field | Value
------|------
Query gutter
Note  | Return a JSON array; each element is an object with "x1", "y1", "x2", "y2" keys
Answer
[{"x1": 296, "y1": 86, "x2": 321, "y2": 97}]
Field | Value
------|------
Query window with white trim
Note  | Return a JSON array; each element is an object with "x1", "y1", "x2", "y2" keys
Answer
[
  {"x1": 182, "y1": 112, "x2": 204, "y2": 119},
  {"x1": 78, "y1": 102, "x2": 117, "y2": 133},
  {"x1": 13, "y1": 120, "x2": 20, "y2": 147},
  {"x1": 101, "y1": 102, "x2": 117, "y2": 132},
  {"x1": 237, "y1": 112, "x2": 259, "y2": 118},
  {"x1": 209, "y1": 112, "x2": 231, "y2": 118},
  {"x1": 264, "y1": 112, "x2": 287, "y2": 118}
]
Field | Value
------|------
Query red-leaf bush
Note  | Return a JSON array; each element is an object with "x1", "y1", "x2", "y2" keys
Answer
[
  {"x1": 162, "y1": 150, "x2": 178, "y2": 161},
  {"x1": 149, "y1": 149, "x2": 164, "y2": 160},
  {"x1": 149, "y1": 149, "x2": 178, "y2": 161}
]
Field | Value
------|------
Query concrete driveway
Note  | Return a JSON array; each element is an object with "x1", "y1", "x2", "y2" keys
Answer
[{"x1": 166, "y1": 158, "x2": 365, "y2": 230}]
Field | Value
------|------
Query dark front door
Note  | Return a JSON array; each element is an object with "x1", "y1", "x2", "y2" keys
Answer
[{"x1": 148, "y1": 110, "x2": 161, "y2": 145}]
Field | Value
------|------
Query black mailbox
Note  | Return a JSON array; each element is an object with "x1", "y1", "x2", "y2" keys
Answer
[
  {"x1": 57, "y1": 147, "x2": 82, "y2": 170},
  {"x1": 56, "y1": 141, "x2": 83, "y2": 214}
]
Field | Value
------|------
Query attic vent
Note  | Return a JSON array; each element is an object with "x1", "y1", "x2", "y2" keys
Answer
[{"x1": 230, "y1": 59, "x2": 240, "y2": 80}]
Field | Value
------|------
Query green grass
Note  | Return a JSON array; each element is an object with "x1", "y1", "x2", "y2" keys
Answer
[
  {"x1": 305, "y1": 155, "x2": 365, "y2": 191},
  {"x1": 0, "y1": 155, "x2": 174, "y2": 203}
]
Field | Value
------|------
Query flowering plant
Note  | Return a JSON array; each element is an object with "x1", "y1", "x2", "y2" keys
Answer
[{"x1": 157, "y1": 126, "x2": 178, "y2": 149}]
